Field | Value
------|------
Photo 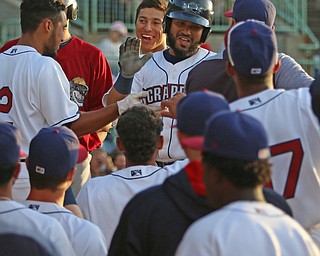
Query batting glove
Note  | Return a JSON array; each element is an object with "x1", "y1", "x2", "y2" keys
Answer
[
  {"x1": 116, "y1": 91, "x2": 149, "y2": 115},
  {"x1": 119, "y1": 37, "x2": 153, "y2": 78}
]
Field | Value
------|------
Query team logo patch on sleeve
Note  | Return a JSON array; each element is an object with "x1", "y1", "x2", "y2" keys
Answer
[
  {"x1": 70, "y1": 77, "x2": 89, "y2": 107},
  {"x1": 131, "y1": 169, "x2": 142, "y2": 177},
  {"x1": 28, "y1": 204, "x2": 40, "y2": 211}
]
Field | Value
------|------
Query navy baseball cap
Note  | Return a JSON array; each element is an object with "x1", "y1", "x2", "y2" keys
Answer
[
  {"x1": 227, "y1": 20, "x2": 278, "y2": 76},
  {"x1": 0, "y1": 123, "x2": 24, "y2": 165},
  {"x1": 28, "y1": 126, "x2": 88, "y2": 177},
  {"x1": 176, "y1": 91, "x2": 230, "y2": 136},
  {"x1": 224, "y1": 0, "x2": 276, "y2": 27},
  {"x1": 182, "y1": 111, "x2": 270, "y2": 161}
]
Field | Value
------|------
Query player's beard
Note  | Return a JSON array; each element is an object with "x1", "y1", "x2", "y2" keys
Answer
[
  {"x1": 167, "y1": 32, "x2": 200, "y2": 58},
  {"x1": 43, "y1": 31, "x2": 58, "y2": 58}
]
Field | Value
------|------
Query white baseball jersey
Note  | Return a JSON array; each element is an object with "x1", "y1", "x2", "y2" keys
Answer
[
  {"x1": 23, "y1": 200, "x2": 107, "y2": 256},
  {"x1": 0, "y1": 200, "x2": 76, "y2": 256},
  {"x1": 230, "y1": 88, "x2": 320, "y2": 231},
  {"x1": 130, "y1": 48, "x2": 216, "y2": 162},
  {"x1": 0, "y1": 46, "x2": 80, "y2": 200},
  {"x1": 77, "y1": 165, "x2": 179, "y2": 248},
  {"x1": 176, "y1": 201, "x2": 318, "y2": 256}
]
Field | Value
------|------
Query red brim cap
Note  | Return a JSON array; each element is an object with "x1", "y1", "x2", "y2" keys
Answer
[
  {"x1": 77, "y1": 145, "x2": 88, "y2": 163},
  {"x1": 224, "y1": 11, "x2": 233, "y2": 18},
  {"x1": 179, "y1": 136, "x2": 205, "y2": 151}
]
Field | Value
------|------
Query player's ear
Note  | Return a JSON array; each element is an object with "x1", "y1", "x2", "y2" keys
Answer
[
  {"x1": 116, "y1": 137, "x2": 124, "y2": 151},
  {"x1": 42, "y1": 18, "x2": 52, "y2": 32},
  {"x1": 12, "y1": 163, "x2": 21, "y2": 181},
  {"x1": 67, "y1": 167, "x2": 76, "y2": 182},
  {"x1": 157, "y1": 135, "x2": 164, "y2": 150},
  {"x1": 273, "y1": 59, "x2": 281, "y2": 74},
  {"x1": 226, "y1": 62, "x2": 236, "y2": 77}
]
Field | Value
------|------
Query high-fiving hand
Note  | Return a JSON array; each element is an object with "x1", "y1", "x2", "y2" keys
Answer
[{"x1": 119, "y1": 37, "x2": 153, "y2": 78}]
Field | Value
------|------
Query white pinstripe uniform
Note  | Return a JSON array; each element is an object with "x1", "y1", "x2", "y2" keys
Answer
[
  {"x1": 230, "y1": 88, "x2": 320, "y2": 248},
  {"x1": 77, "y1": 165, "x2": 180, "y2": 249},
  {"x1": 0, "y1": 200, "x2": 76, "y2": 256},
  {"x1": 0, "y1": 46, "x2": 80, "y2": 201},
  {"x1": 130, "y1": 48, "x2": 215, "y2": 163},
  {"x1": 23, "y1": 200, "x2": 107, "y2": 256}
]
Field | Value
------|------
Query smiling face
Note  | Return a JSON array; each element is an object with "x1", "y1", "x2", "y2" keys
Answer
[
  {"x1": 135, "y1": 7, "x2": 166, "y2": 53},
  {"x1": 167, "y1": 18, "x2": 204, "y2": 58}
]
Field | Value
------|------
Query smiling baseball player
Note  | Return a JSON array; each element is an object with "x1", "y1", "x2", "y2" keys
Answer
[{"x1": 106, "y1": 0, "x2": 216, "y2": 166}]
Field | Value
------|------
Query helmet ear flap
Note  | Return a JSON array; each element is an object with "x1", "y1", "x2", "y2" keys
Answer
[
  {"x1": 163, "y1": 16, "x2": 172, "y2": 34},
  {"x1": 200, "y1": 27, "x2": 211, "y2": 43}
]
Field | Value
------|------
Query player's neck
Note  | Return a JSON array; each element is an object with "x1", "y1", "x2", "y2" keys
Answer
[
  {"x1": 18, "y1": 33, "x2": 43, "y2": 54},
  {"x1": 238, "y1": 84, "x2": 270, "y2": 98},
  {"x1": 0, "y1": 182, "x2": 14, "y2": 200},
  {"x1": 212, "y1": 186, "x2": 265, "y2": 209},
  {"x1": 27, "y1": 188, "x2": 65, "y2": 206},
  {"x1": 62, "y1": 30, "x2": 72, "y2": 43},
  {"x1": 125, "y1": 159, "x2": 157, "y2": 168}
]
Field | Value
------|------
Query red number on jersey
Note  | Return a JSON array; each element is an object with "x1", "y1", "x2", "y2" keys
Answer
[
  {"x1": 0, "y1": 86, "x2": 13, "y2": 113},
  {"x1": 265, "y1": 139, "x2": 304, "y2": 199}
]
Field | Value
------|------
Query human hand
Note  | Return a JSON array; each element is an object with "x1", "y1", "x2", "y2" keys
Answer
[
  {"x1": 159, "y1": 92, "x2": 186, "y2": 119},
  {"x1": 119, "y1": 37, "x2": 153, "y2": 78},
  {"x1": 116, "y1": 91, "x2": 148, "y2": 115}
]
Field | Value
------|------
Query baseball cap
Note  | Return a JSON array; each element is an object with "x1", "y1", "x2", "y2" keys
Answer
[
  {"x1": 182, "y1": 111, "x2": 270, "y2": 161},
  {"x1": 224, "y1": 0, "x2": 276, "y2": 27},
  {"x1": 0, "y1": 123, "x2": 24, "y2": 165},
  {"x1": 176, "y1": 91, "x2": 230, "y2": 136},
  {"x1": 110, "y1": 21, "x2": 128, "y2": 37},
  {"x1": 227, "y1": 20, "x2": 278, "y2": 76},
  {"x1": 28, "y1": 126, "x2": 88, "y2": 177}
]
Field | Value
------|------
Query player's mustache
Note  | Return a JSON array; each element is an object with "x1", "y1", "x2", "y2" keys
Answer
[{"x1": 177, "y1": 33, "x2": 193, "y2": 41}]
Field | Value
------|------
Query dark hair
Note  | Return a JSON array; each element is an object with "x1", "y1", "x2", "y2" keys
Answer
[
  {"x1": 116, "y1": 105, "x2": 163, "y2": 163},
  {"x1": 202, "y1": 152, "x2": 271, "y2": 188},
  {"x1": 20, "y1": 0, "x2": 66, "y2": 33},
  {"x1": 0, "y1": 165, "x2": 17, "y2": 186},
  {"x1": 28, "y1": 171, "x2": 69, "y2": 191},
  {"x1": 135, "y1": 0, "x2": 168, "y2": 23},
  {"x1": 236, "y1": 70, "x2": 272, "y2": 85}
]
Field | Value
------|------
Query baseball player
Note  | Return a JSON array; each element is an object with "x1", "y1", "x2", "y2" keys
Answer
[
  {"x1": 0, "y1": 0, "x2": 114, "y2": 197},
  {"x1": 175, "y1": 111, "x2": 319, "y2": 256},
  {"x1": 0, "y1": 220, "x2": 63, "y2": 256},
  {"x1": 186, "y1": 0, "x2": 314, "y2": 101},
  {"x1": 135, "y1": 0, "x2": 168, "y2": 54},
  {"x1": 227, "y1": 20, "x2": 320, "y2": 248},
  {"x1": 0, "y1": 123, "x2": 76, "y2": 256},
  {"x1": 0, "y1": 0, "x2": 146, "y2": 202},
  {"x1": 77, "y1": 105, "x2": 180, "y2": 249},
  {"x1": 23, "y1": 126, "x2": 107, "y2": 256},
  {"x1": 106, "y1": 0, "x2": 216, "y2": 165},
  {"x1": 108, "y1": 92, "x2": 292, "y2": 256}
]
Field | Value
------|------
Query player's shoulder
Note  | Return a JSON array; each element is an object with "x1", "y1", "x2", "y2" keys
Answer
[
  {"x1": 110, "y1": 165, "x2": 163, "y2": 178},
  {"x1": 19, "y1": 202, "x2": 66, "y2": 227},
  {"x1": 68, "y1": 36, "x2": 105, "y2": 57},
  {"x1": 122, "y1": 184, "x2": 164, "y2": 215}
]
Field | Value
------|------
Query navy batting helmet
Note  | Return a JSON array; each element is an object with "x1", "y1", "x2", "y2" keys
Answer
[
  {"x1": 64, "y1": 0, "x2": 78, "y2": 20},
  {"x1": 164, "y1": 0, "x2": 214, "y2": 43}
]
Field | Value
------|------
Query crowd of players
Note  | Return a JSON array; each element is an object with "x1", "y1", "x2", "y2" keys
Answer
[{"x1": 1, "y1": 0, "x2": 320, "y2": 255}]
